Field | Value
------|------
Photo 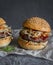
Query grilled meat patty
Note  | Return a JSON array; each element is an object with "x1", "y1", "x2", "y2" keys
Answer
[{"x1": 20, "y1": 28, "x2": 49, "y2": 42}]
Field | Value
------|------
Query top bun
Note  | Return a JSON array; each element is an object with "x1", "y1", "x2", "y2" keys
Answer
[
  {"x1": 0, "y1": 18, "x2": 6, "y2": 25},
  {"x1": 23, "y1": 17, "x2": 51, "y2": 32}
]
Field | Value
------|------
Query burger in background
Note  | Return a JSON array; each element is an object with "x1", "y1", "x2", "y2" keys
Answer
[{"x1": 0, "y1": 18, "x2": 13, "y2": 47}]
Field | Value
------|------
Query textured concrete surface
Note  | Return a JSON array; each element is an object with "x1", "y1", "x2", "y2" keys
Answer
[{"x1": 0, "y1": 54, "x2": 53, "y2": 65}]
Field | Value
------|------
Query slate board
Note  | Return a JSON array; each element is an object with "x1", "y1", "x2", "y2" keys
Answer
[{"x1": 0, "y1": 54, "x2": 53, "y2": 65}]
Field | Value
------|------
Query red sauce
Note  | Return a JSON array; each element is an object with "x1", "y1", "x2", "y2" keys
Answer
[{"x1": 40, "y1": 35, "x2": 48, "y2": 40}]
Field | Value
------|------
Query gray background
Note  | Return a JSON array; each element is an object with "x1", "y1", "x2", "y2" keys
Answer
[{"x1": 0, "y1": 0, "x2": 53, "y2": 29}]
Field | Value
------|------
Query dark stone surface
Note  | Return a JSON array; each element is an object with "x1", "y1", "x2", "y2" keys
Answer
[{"x1": 0, "y1": 54, "x2": 53, "y2": 65}]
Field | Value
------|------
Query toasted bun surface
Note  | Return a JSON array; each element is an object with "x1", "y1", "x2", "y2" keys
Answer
[
  {"x1": 0, "y1": 36, "x2": 12, "y2": 47},
  {"x1": 23, "y1": 17, "x2": 51, "y2": 32},
  {"x1": 0, "y1": 18, "x2": 6, "y2": 25},
  {"x1": 18, "y1": 37, "x2": 48, "y2": 50}
]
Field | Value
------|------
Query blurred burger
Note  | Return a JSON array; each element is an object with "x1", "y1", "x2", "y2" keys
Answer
[
  {"x1": 0, "y1": 18, "x2": 13, "y2": 47},
  {"x1": 18, "y1": 17, "x2": 51, "y2": 50}
]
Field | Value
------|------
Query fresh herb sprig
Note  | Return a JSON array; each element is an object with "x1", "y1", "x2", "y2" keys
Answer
[{"x1": 0, "y1": 46, "x2": 15, "y2": 52}]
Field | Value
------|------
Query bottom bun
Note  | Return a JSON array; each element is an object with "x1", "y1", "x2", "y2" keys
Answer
[
  {"x1": 18, "y1": 37, "x2": 48, "y2": 50},
  {"x1": 0, "y1": 36, "x2": 12, "y2": 47}
]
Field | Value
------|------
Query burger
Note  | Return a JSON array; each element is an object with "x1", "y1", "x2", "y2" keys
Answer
[
  {"x1": 0, "y1": 18, "x2": 13, "y2": 47},
  {"x1": 18, "y1": 17, "x2": 51, "y2": 50}
]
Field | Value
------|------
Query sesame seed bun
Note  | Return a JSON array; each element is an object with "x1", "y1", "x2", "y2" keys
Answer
[
  {"x1": 0, "y1": 36, "x2": 12, "y2": 47},
  {"x1": 23, "y1": 17, "x2": 51, "y2": 32},
  {"x1": 18, "y1": 37, "x2": 48, "y2": 50},
  {"x1": 0, "y1": 18, "x2": 6, "y2": 25}
]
